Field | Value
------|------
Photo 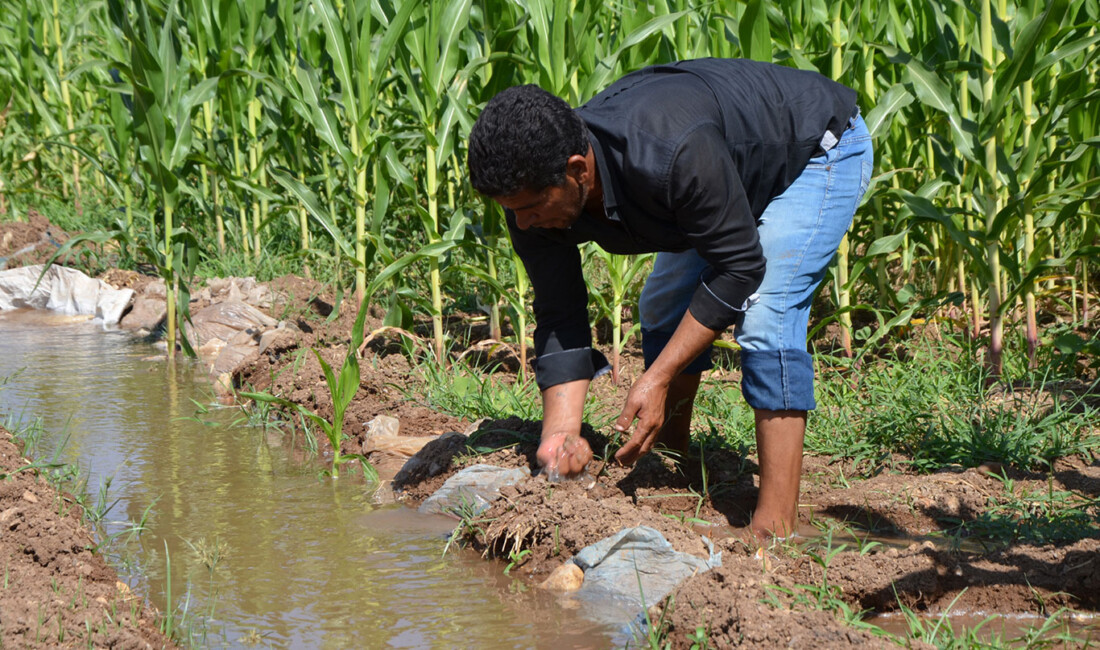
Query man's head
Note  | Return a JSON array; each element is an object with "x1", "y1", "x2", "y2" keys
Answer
[{"x1": 468, "y1": 85, "x2": 594, "y2": 230}]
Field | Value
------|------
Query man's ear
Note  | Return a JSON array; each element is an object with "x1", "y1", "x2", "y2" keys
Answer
[{"x1": 564, "y1": 151, "x2": 592, "y2": 185}]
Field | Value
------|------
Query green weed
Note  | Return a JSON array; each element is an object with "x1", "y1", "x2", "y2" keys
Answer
[
  {"x1": 411, "y1": 355, "x2": 541, "y2": 421},
  {"x1": 503, "y1": 548, "x2": 531, "y2": 575},
  {"x1": 441, "y1": 495, "x2": 495, "y2": 557}
]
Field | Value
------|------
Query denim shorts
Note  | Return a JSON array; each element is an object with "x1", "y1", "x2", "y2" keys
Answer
[{"x1": 638, "y1": 114, "x2": 874, "y2": 411}]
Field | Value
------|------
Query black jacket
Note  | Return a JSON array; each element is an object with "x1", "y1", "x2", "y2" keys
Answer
[{"x1": 507, "y1": 58, "x2": 858, "y2": 389}]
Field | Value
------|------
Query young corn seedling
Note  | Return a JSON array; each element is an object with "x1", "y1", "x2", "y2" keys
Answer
[{"x1": 242, "y1": 296, "x2": 377, "y2": 481}]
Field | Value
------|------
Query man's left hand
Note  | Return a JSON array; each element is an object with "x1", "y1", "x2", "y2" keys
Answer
[{"x1": 613, "y1": 371, "x2": 669, "y2": 465}]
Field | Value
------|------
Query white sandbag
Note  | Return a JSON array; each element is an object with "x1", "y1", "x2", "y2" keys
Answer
[
  {"x1": 0, "y1": 264, "x2": 135, "y2": 325},
  {"x1": 185, "y1": 300, "x2": 278, "y2": 346}
]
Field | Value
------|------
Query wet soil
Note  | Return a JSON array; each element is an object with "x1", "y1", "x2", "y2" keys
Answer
[
  {"x1": 0, "y1": 427, "x2": 174, "y2": 649},
  {"x1": 387, "y1": 416, "x2": 1099, "y2": 647}
]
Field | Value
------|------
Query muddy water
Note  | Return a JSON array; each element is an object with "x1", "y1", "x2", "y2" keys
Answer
[{"x1": 0, "y1": 309, "x2": 615, "y2": 649}]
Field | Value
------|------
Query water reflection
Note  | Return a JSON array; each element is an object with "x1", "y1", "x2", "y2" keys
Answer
[{"x1": 0, "y1": 309, "x2": 615, "y2": 649}]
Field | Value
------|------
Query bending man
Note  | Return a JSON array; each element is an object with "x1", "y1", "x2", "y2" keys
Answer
[{"x1": 467, "y1": 58, "x2": 873, "y2": 542}]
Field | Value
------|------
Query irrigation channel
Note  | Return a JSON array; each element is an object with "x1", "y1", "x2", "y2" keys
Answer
[{"x1": 0, "y1": 308, "x2": 616, "y2": 648}]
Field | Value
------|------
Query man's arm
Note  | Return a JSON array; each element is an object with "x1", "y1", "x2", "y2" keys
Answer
[
  {"x1": 536, "y1": 378, "x2": 593, "y2": 476},
  {"x1": 505, "y1": 212, "x2": 605, "y2": 476},
  {"x1": 613, "y1": 310, "x2": 718, "y2": 464},
  {"x1": 610, "y1": 126, "x2": 764, "y2": 465}
]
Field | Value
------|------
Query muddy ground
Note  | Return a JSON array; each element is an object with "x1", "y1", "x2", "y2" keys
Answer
[
  {"x1": 0, "y1": 427, "x2": 175, "y2": 649},
  {"x1": 3, "y1": 212, "x2": 1099, "y2": 648},
  {"x1": 224, "y1": 253, "x2": 1100, "y2": 647}
]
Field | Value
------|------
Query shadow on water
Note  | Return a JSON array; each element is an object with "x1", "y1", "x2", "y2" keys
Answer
[{"x1": 0, "y1": 308, "x2": 616, "y2": 648}]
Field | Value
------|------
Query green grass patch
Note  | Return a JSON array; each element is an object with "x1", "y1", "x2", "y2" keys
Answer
[{"x1": 809, "y1": 334, "x2": 1098, "y2": 475}]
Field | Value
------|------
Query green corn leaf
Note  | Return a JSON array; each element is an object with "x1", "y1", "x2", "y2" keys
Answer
[
  {"x1": 268, "y1": 166, "x2": 356, "y2": 260},
  {"x1": 293, "y1": 60, "x2": 354, "y2": 169},
  {"x1": 864, "y1": 230, "x2": 910, "y2": 257},
  {"x1": 366, "y1": 240, "x2": 460, "y2": 300},
  {"x1": 898, "y1": 56, "x2": 975, "y2": 162},
  {"x1": 864, "y1": 83, "x2": 913, "y2": 139},
  {"x1": 739, "y1": 0, "x2": 773, "y2": 62},
  {"x1": 989, "y1": 0, "x2": 1069, "y2": 122},
  {"x1": 312, "y1": 348, "x2": 340, "y2": 400},
  {"x1": 312, "y1": 0, "x2": 357, "y2": 125},
  {"x1": 580, "y1": 11, "x2": 686, "y2": 99}
]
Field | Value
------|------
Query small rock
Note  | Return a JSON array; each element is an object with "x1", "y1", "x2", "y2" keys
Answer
[
  {"x1": 539, "y1": 562, "x2": 584, "y2": 591},
  {"x1": 0, "y1": 507, "x2": 18, "y2": 523},
  {"x1": 119, "y1": 296, "x2": 167, "y2": 331},
  {"x1": 228, "y1": 328, "x2": 258, "y2": 346},
  {"x1": 938, "y1": 494, "x2": 962, "y2": 516},
  {"x1": 366, "y1": 415, "x2": 401, "y2": 438},
  {"x1": 22, "y1": 490, "x2": 38, "y2": 504}
]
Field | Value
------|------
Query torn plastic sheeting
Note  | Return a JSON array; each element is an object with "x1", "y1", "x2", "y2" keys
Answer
[
  {"x1": 565, "y1": 526, "x2": 721, "y2": 642},
  {"x1": 185, "y1": 300, "x2": 278, "y2": 346},
  {"x1": 419, "y1": 464, "x2": 531, "y2": 517},
  {"x1": 0, "y1": 264, "x2": 134, "y2": 325}
]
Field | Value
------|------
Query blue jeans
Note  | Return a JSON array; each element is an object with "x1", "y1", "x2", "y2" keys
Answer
[{"x1": 638, "y1": 114, "x2": 874, "y2": 411}]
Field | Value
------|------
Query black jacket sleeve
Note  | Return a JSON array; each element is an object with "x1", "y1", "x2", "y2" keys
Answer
[
  {"x1": 506, "y1": 211, "x2": 610, "y2": 390},
  {"x1": 670, "y1": 125, "x2": 766, "y2": 330}
]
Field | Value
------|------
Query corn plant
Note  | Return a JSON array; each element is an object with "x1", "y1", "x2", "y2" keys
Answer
[
  {"x1": 242, "y1": 296, "x2": 378, "y2": 481},
  {"x1": 587, "y1": 245, "x2": 652, "y2": 384},
  {"x1": 107, "y1": 0, "x2": 216, "y2": 358},
  {"x1": 394, "y1": 0, "x2": 475, "y2": 362}
]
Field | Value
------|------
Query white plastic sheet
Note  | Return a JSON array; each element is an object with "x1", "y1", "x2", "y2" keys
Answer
[
  {"x1": 0, "y1": 265, "x2": 134, "y2": 325},
  {"x1": 419, "y1": 463, "x2": 532, "y2": 516}
]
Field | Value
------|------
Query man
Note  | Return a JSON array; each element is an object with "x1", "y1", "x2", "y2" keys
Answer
[{"x1": 467, "y1": 58, "x2": 873, "y2": 542}]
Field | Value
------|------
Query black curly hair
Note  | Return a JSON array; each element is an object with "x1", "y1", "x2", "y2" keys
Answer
[{"x1": 467, "y1": 84, "x2": 588, "y2": 197}]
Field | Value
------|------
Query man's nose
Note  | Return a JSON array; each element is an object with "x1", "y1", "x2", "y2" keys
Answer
[{"x1": 516, "y1": 213, "x2": 536, "y2": 230}]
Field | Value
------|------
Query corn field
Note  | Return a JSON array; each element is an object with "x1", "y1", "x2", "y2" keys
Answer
[{"x1": 0, "y1": 0, "x2": 1096, "y2": 371}]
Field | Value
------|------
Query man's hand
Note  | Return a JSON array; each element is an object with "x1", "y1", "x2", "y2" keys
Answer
[
  {"x1": 537, "y1": 432, "x2": 593, "y2": 479},
  {"x1": 614, "y1": 311, "x2": 719, "y2": 466},
  {"x1": 613, "y1": 370, "x2": 670, "y2": 465}
]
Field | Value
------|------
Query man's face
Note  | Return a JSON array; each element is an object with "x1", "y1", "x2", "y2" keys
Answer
[{"x1": 495, "y1": 179, "x2": 586, "y2": 231}]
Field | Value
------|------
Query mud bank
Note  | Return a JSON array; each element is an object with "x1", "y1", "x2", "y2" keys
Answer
[{"x1": 0, "y1": 427, "x2": 174, "y2": 649}]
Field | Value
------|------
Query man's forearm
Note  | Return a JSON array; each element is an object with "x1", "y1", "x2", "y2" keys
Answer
[
  {"x1": 646, "y1": 310, "x2": 721, "y2": 381},
  {"x1": 540, "y1": 378, "x2": 590, "y2": 438}
]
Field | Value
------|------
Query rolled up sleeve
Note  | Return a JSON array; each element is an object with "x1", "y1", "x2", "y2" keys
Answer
[
  {"x1": 670, "y1": 126, "x2": 766, "y2": 330},
  {"x1": 507, "y1": 213, "x2": 610, "y2": 390}
]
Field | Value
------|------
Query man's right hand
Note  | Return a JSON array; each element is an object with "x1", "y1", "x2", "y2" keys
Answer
[
  {"x1": 537, "y1": 432, "x2": 593, "y2": 479},
  {"x1": 538, "y1": 378, "x2": 593, "y2": 479}
]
